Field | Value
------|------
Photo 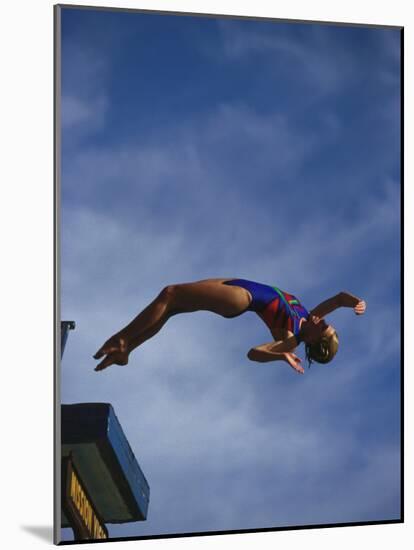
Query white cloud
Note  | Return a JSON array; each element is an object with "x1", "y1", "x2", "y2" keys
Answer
[
  {"x1": 61, "y1": 94, "x2": 108, "y2": 130},
  {"x1": 216, "y1": 21, "x2": 353, "y2": 97}
]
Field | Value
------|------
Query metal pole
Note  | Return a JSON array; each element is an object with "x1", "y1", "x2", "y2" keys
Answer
[{"x1": 61, "y1": 321, "x2": 75, "y2": 358}]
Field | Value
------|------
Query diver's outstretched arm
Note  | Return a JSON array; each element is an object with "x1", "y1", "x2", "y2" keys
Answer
[
  {"x1": 247, "y1": 337, "x2": 304, "y2": 374},
  {"x1": 310, "y1": 292, "x2": 366, "y2": 318},
  {"x1": 339, "y1": 292, "x2": 366, "y2": 314}
]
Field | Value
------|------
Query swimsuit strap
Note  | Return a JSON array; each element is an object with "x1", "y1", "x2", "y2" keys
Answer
[
  {"x1": 271, "y1": 286, "x2": 299, "y2": 318},
  {"x1": 271, "y1": 286, "x2": 309, "y2": 338}
]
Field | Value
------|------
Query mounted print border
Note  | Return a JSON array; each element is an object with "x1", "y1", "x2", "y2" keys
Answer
[{"x1": 54, "y1": 3, "x2": 404, "y2": 545}]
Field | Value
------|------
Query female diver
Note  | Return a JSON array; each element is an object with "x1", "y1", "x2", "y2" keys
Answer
[{"x1": 93, "y1": 278, "x2": 366, "y2": 374}]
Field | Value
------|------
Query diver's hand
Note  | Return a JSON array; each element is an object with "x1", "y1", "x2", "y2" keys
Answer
[
  {"x1": 283, "y1": 352, "x2": 305, "y2": 374},
  {"x1": 93, "y1": 334, "x2": 130, "y2": 372},
  {"x1": 354, "y1": 300, "x2": 366, "y2": 315}
]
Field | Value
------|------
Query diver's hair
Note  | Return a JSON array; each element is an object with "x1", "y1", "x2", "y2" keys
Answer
[{"x1": 305, "y1": 331, "x2": 339, "y2": 368}]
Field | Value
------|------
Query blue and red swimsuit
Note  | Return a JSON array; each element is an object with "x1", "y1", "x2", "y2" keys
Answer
[{"x1": 223, "y1": 279, "x2": 309, "y2": 338}]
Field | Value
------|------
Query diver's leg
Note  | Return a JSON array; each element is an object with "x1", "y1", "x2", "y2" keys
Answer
[
  {"x1": 117, "y1": 285, "x2": 183, "y2": 344},
  {"x1": 94, "y1": 279, "x2": 252, "y2": 371},
  {"x1": 94, "y1": 288, "x2": 177, "y2": 371},
  {"x1": 119, "y1": 278, "x2": 252, "y2": 344},
  {"x1": 126, "y1": 279, "x2": 253, "y2": 352},
  {"x1": 127, "y1": 317, "x2": 169, "y2": 352},
  {"x1": 168, "y1": 278, "x2": 252, "y2": 317}
]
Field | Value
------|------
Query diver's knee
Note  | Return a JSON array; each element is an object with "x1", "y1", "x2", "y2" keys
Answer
[{"x1": 159, "y1": 284, "x2": 179, "y2": 305}]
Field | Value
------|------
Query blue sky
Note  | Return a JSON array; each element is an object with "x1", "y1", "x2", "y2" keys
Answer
[{"x1": 59, "y1": 7, "x2": 401, "y2": 542}]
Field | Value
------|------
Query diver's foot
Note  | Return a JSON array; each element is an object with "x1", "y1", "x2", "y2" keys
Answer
[{"x1": 94, "y1": 350, "x2": 130, "y2": 372}]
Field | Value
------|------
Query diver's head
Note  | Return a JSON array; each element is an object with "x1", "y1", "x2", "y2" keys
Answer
[{"x1": 301, "y1": 316, "x2": 338, "y2": 366}]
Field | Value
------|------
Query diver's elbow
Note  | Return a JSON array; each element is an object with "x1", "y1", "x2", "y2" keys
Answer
[
  {"x1": 247, "y1": 349, "x2": 262, "y2": 362},
  {"x1": 247, "y1": 349, "x2": 255, "y2": 361}
]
